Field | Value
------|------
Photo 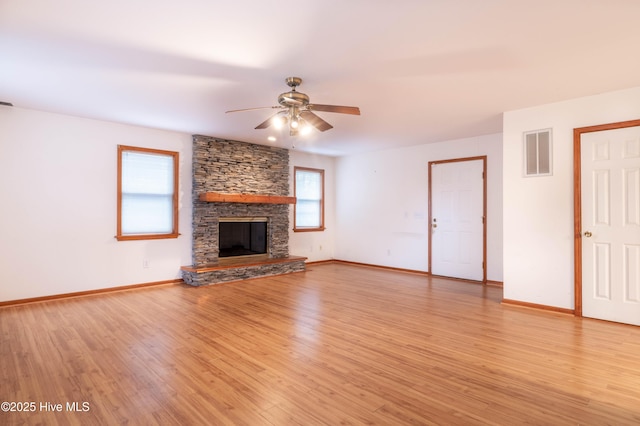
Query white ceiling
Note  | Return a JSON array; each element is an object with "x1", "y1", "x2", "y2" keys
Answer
[{"x1": 2, "y1": 1, "x2": 640, "y2": 156}]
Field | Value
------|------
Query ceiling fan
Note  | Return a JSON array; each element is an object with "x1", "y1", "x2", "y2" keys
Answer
[{"x1": 226, "y1": 77, "x2": 360, "y2": 136}]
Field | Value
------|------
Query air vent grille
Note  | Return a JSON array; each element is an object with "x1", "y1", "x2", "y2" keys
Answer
[{"x1": 524, "y1": 129, "x2": 552, "y2": 177}]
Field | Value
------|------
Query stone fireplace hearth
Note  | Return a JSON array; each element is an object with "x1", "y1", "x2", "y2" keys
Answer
[{"x1": 181, "y1": 135, "x2": 306, "y2": 286}]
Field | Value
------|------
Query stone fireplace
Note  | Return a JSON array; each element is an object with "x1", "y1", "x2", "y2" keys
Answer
[{"x1": 181, "y1": 135, "x2": 306, "y2": 286}]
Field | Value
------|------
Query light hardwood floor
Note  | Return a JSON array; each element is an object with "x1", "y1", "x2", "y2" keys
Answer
[{"x1": 2, "y1": 262, "x2": 640, "y2": 425}]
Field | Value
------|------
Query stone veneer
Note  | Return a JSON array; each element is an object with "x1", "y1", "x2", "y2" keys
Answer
[{"x1": 182, "y1": 135, "x2": 306, "y2": 286}]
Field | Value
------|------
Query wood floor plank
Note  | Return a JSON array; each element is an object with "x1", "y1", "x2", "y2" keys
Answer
[{"x1": 2, "y1": 262, "x2": 640, "y2": 424}]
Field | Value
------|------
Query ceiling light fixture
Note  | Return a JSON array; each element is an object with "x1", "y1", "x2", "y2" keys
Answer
[
  {"x1": 271, "y1": 111, "x2": 312, "y2": 136},
  {"x1": 300, "y1": 124, "x2": 312, "y2": 136},
  {"x1": 226, "y1": 77, "x2": 360, "y2": 136},
  {"x1": 272, "y1": 115, "x2": 285, "y2": 130}
]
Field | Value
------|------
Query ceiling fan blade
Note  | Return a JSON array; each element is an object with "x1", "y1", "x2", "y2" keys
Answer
[
  {"x1": 226, "y1": 106, "x2": 282, "y2": 113},
  {"x1": 308, "y1": 104, "x2": 360, "y2": 115},
  {"x1": 255, "y1": 112, "x2": 283, "y2": 129},
  {"x1": 300, "y1": 111, "x2": 333, "y2": 132}
]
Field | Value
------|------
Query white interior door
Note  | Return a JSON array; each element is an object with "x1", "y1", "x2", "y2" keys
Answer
[
  {"x1": 581, "y1": 126, "x2": 640, "y2": 325},
  {"x1": 430, "y1": 159, "x2": 485, "y2": 281}
]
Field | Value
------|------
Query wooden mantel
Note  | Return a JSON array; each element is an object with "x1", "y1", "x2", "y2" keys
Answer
[{"x1": 199, "y1": 192, "x2": 296, "y2": 204}]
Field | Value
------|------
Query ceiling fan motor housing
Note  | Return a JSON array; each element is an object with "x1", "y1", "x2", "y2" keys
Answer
[{"x1": 278, "y1": 91, "x2": 309, "y2": 107}]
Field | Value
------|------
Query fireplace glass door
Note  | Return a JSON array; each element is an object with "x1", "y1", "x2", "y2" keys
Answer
[{"x1": 219, "y1": 218, "x2": 267, "y2": 258}]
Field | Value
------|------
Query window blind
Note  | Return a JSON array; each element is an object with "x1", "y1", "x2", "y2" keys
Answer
[{"x1": 121, "y1": 150, "x2": 175, "y2": 235}]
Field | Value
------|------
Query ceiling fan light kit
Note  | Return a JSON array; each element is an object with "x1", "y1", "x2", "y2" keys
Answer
[{"x1": 226, "y1": 77, "x2": 360, "y2": 136}]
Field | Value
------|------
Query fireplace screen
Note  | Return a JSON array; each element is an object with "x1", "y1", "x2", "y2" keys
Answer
[{"x1": 218, "y1": 218, "x2": 267, "y2": 258}]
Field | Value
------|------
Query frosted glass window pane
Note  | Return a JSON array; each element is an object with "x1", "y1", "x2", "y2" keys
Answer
[
  {"x1": 121, "y1": 194, "x2": 173, "y2": 234},
  {"x1": 122, "y1": 152, "x2": 174, "y2": 194},
  {"x1": 296, "y1": 200, "x2": 321, "y2": 227},
  {"x1": 296, "y1": 171, "x2": 321, "y2": 199}
]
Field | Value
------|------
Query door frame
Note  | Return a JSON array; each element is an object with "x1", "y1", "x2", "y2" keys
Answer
[
  {"x1": 428, "y1": 156, "x2": 487, "y2": 283},
  {"x1": 573, "y1": 118, "x2": 640, "y2": 316}
]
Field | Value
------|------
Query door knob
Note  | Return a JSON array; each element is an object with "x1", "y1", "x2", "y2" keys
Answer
[
  {"x1": 583, "y1": 231, "x2": 592, "y2": 238},
  {"x1": 432, "y1": 224, "x2": 437, "y2": 228}
]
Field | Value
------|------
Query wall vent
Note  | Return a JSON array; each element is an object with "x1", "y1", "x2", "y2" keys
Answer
[{"x1": 523, "y1": 128, "x2": 552, "y2": 177}]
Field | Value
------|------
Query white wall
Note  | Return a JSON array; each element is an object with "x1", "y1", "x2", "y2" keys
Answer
[
  {"x1": 0, "y1": 107, "x2": 192, "y2": 302},
  {"x1": 503, "y1": 85, "x2": 640, "y2": 308},
  {"x1": 0, "y1": 107, "x2": 506, "y2": 302},
  {"x1": 333, "y1": 133, "x2": 503, "y2": 281},
  {"x1": 288, "y1": 150, "x2": 336, "y2": 262}
]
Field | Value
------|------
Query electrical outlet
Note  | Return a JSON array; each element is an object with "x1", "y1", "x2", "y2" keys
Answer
[{"x1": 143, "y1": 259, "x2": 150, "y2": 269}]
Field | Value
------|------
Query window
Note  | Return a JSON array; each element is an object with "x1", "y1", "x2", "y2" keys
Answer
[
  {"x1": 117, "y1": 145, "x2": 179, "y2": 241},
  {"x1": 294, "y1": 167, "x2": 324, "y2": 232},
  {"x1": 523, "y1": 129, "x2": 552, "y2": 177}
]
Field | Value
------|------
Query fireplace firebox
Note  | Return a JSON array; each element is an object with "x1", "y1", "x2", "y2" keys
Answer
[{"x1": 218, "y1": 217, "x2": 268, "y2": 258}]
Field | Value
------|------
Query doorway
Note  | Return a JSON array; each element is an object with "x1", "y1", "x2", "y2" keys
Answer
[
  {"x1": 428, "y1": 157, "x2": 487, "y2": 282},
  {"x1": 574, "y1": 119, "x2": 640, "y2": 326}
]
